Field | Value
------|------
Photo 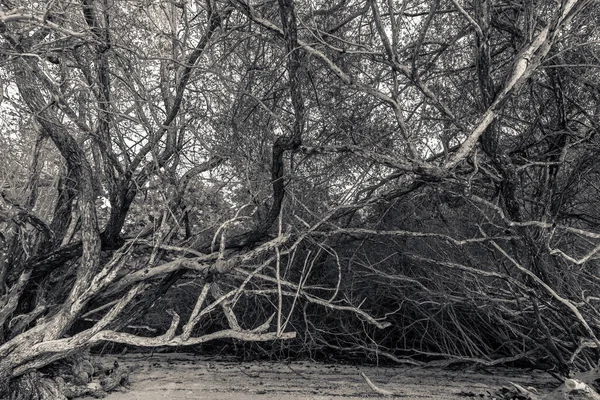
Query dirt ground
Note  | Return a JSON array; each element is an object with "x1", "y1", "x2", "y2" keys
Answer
[{"x1": 82, "y1": 353, "x2": 560, "y2": 399}]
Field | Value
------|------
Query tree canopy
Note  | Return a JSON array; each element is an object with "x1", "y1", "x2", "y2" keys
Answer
[{"x1": 1, "y1": 0, "x2": 600, "y2": 397}]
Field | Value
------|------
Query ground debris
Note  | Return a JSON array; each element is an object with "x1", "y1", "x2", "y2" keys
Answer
[
  {"x1": 455, "y1": 390, "x2": 479, "y2": 397},
  {"x1": 487, "y1": 376, "x2": 600, "y2": 400},
  {"x1": 488, "y1": 385, "x2": 541, "y2": 400},
  {"x1": 9, "y1": 353, "x2": 131, "y2": 400}
]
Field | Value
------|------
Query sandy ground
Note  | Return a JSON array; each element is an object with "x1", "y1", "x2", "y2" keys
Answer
[{"x1": 82, "y1": 353, "x2": 559, "y2": 399}]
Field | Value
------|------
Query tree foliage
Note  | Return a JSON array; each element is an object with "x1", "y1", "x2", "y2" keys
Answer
[{"x1": 1, "y1": 0, "x2": 600, "y2": 396}]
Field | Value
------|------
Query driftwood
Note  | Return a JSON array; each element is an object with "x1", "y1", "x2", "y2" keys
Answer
[
  {"x1": 564, "y1": 379, "x2": 600, "y2": 400},
  {"x1": 360, "y1": 372, "x2": 394, "y2": 396},
  {"x1": 493, "y1": 366, "x2": 600, "y2": 399},
  {"x1": 358, "y1": 365, "x2": 600, "y2": 399}
]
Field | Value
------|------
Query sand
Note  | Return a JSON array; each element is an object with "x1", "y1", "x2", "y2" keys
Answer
[{"x1": 82, "y1": 353, "x2": 558, "y2": 399}]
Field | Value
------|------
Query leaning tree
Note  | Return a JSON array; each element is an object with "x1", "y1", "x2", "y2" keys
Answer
[{"x1": 0, "y1": 0, "x2": 395, "y2": 396}]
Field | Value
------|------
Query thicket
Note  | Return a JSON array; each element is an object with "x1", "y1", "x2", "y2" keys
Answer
[{"x1": 1, "y1": 0, "x2": 600, "y2": 398}]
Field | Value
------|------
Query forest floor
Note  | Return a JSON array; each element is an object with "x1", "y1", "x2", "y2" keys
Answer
[{"x1": 81, "y1": 353, "x2": 560, "y2": 399}]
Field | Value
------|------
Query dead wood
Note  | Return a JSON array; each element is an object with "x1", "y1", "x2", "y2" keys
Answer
[
  {"x1": 360, "y1": 372, "x2": 394, "y2": 396},
  {"x1": 99, "y1": 365, "x2": 129, "y2": 392},
  {"x1": 493, "y1": 366, "x2": 600, "y2": 399}
]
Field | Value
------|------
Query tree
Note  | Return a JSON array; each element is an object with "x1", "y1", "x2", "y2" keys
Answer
[{"x1": 1, "y1": 0, "x2": 599, "y2": 397}]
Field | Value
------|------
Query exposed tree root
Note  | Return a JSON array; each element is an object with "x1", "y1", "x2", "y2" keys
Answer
[{"x1": 7, "y1": 353, "x2": 129, "y2": 399}]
